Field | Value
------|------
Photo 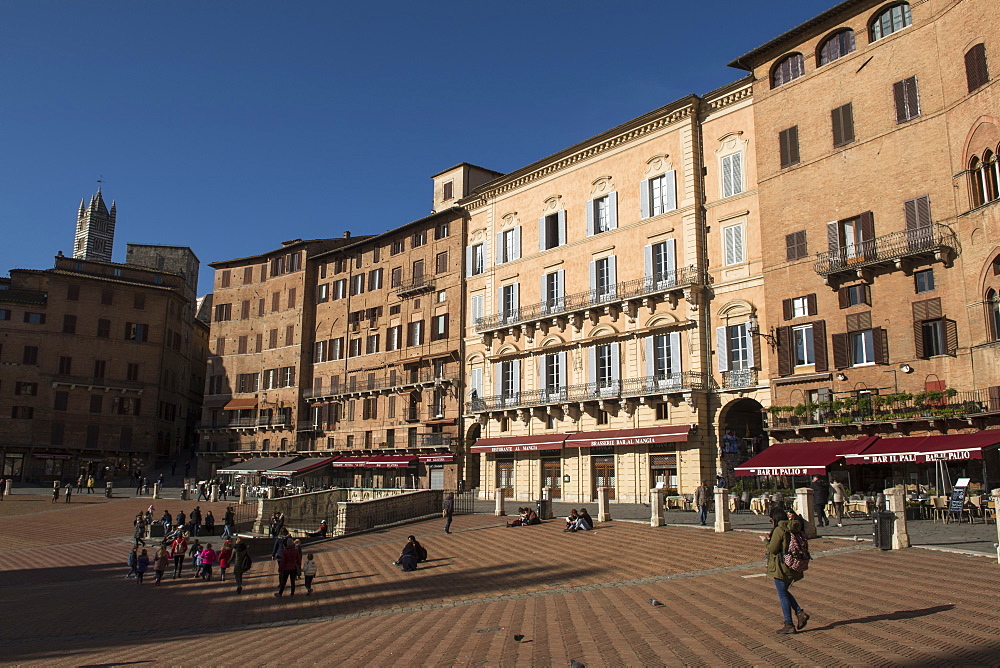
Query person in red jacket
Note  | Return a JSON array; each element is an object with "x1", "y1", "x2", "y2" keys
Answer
[
  {"x1": 199, "y1": 544, "x2": 218, "y2": 581},
  {"x1": 217, "y1": 540, "x2": 233, "y2": 581},
  {"x1": 274, "y1": 538, "x2": 302, "y2": 597}
]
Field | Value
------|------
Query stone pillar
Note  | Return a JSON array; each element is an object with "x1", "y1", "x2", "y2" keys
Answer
[
  {"x1": 105, "y1": 481, "x2": 113, "y2": 498},
  {"x1": 714, "y1": 487, "x2": 731, "y2": 533},
  {"x1": 650, "y1": 489, "x2": 667, "y2": 527},
  {"x1": 542, "y1": 486, "x2": 551, "y2": 501},
  {"x1": 494, "y1": 489, "x2": 505, "y2": 516},
  {"x1": 267, "y1": 486, "x2": 277, "y2": 500},
  {"x1": 795, "y1": 487, "x2": 817, "y2": 538},
  {"x1": 152, "y1": 483, "x2": 161, "y2": 500},
  {"x1": 4, "y1": 479, "x2": 11, "y2": 496},
  {"x1": 239, "y1": 483, "x2": 247, "y2": 505},
  {"x1": 883, "y1": 487, "x2": 910, "y2": 549},
  {"x1": 210, "y1": 483, "x2": 219, "y2": 503},
  {"x1": 992, "y1": 489, "x2": 1000, "y2": 565},
  {"x1": 597, "y1": 487, "x2": 612, "y2": 523}
]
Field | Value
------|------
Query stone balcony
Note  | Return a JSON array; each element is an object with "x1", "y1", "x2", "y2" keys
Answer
[{"x1": 814, "y1": 224, "x2": 958, "y2": 285}]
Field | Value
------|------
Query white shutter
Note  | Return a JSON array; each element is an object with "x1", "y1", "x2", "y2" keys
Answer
[
  {"x1": 494, "y1": 364, "x2": 502, "y2": 396},
  {"x1": 664, "y1": 238, "x2": 677, "y2": 284},
  {"x1": 608, "y1": 191, "x2": 618, "y2": 230},
  {"x1": 558, "y1": 352, "x2": 567, "y2": 389},
  {"x1": 644, "y1": 336, "x2": 654, "y2": 377},
  {"x1": 731, "y1": 153, "x2": 743, "y2": 196},
  {"x1": 643, "y1": 244, "x2": 653, "y2": 284},
  {"x1": 538, "y1": 216, "x2": 546, "y2": 252},
  {"x1": 465, "y1": 246, "x2": 474, "y2": 277},
  {"x1": 512, "y1": 282, "x2": 520, "y2": 311},
  {"x1": 640, "y1": 179, "x2": 650, "y2": 219},
  {"x1": 557, "y1": 210, "x2": 567, "y2": 245},
  {"x1": 586, "y1": 199, "x2": 595, "y2": 236},
  {"x1": 496, "y1": 233, "x2": 503, "y2": 264},
  {"x1": 470, "y1": 368, "x2": 482, "y2": 396},
  {"x1": 497, "y1": 287, "x2": 504, "y2": 319},
  {"x1": 608, "y1": 255, "x2": 618, "y2": 298},
  {"x1": 512, "y1": 359, "x2": 521, "y2": 394},
  {"x1": 669, "y1": 331, "x2": 682, "y2": 375},
  {"x1": 587, "y1": 347, "x2": 597, "y2": 386},
  {"x1": 556, "y1": 269, "x2": 565, "y2": 302},
  {"x1": 722, "y1": 155, "x2": 733, "y2": 198},
  {"x1": 540, "y1": 273, "x2": 548, "y2": 313},
  {"x1": 589, "y1": 260, "x2": 597, "y2": 292},
  {"x1": 734, "y1": 225, "x2": 744, "y2": 264},
  {"x1": 664, "y1": 171, "x2": 677, "y2": 212},
  {"x1": 512, "y1": 226, "x2": 521, "y2": 261},
  {"x1": 610, "y1": 342, "x2": 621, "y2": 385},
  {"x1": 724, "y1": 226, "x2": 735, "y2": 266},
  {"x1": 744, "y1": 323, "x2": 755, "y2": 368},
  {"x1": 471, "y1": 294, "x2": 483, "y2": 325},
  {"x1": 716, "y1": 326, "x2": 729, "y2": 372}
]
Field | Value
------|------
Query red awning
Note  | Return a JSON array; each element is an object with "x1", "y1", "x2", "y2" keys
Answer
[
  {"x1": 419, "y1": 454, "x2": 455, "y2": 463},
  {"x1": 564, "y1": 425, "x2": 690, "y2": 449},
  {"x1": 735, "y1": 437, "x2": 875, "y2": 477},
  {"x1": 366, "y1": 456, "x2": 417, "y2": 468},
  {"x1": 224, "y1": 397, "x2": 258, "y2": 410},
  {"x1": 843, "y1": 432, "x2": 1000, "y2": 464},
  {"x1": 469, "y1": 434, "x2": 567, "y2": 453},
  {"x1": 329, "y1": 456, "x2": 368, "y2": 468}
]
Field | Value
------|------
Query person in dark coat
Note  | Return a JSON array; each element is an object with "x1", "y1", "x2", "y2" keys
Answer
[
  {"x1": 810, "y1": 476, "x2": 830, "y2": 527},
  {"x1": 274, "y1": 538, "x2": 302, "y2": 597},
  {"x1": 271, "y1": 529, "x2": 291, "y2": 562},
  {"x1": 694, "y1": 480, "x2": 712, "y2": 526},
  {"x1": 766, "y1": 510, "x2": 809, "y2": 634},
  {"x1": 232, "y1": 536, "x2": 249, "y2": 594},
  {"x1": 395, "y1": 535, "x2": 425, "y2": 572},
  {"x1": 443, "y1": 493, "x2": 455, "y2": 534},
  {"x1": 190, "y1": 506, "x2": 202, "y2": 536}
]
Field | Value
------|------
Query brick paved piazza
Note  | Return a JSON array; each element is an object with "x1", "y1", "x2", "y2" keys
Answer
[{"x1": 2, "y1": 495, "x2": 1000, "y2": 666}]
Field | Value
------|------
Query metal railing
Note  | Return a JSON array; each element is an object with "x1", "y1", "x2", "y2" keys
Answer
[
  {"x1": 304, "y1": 368, "x2": 456, "y2": 400},
  {"x1": 722, "y1": 368, "x2": 757, "y2": 389},
  {"x1": 814, "y1": 224, "x2": 957, "y2": 276},
  {"x1": 395, "y1": 275, "x2": 435, "y2": 296},
  {"x1": 466, "y1": 372, "x2": 711, "y2": 412},
  {"x1": 197, "y1": 415, "x2": 290, "y2": 430},
  {"x1": 474, "y1": 265, "x2": 707, "y2": 332},
  {"x1": 50, "y1": 374, "x2": 144, "y2": 390},
  {"x1": 766, "y1": 387, "x2": 1000, "y2": 429}
]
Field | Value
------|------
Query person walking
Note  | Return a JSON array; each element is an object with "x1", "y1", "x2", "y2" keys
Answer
[
  {"x1": 87, "y1": 475, "x2": 96, "y2": 494},
  {"x1": 302, "y1": 553, "x2": 317, "y2": 595},
  {"x1": 695, "y1": 480, "x2": 712, "y2": 526},
  {"x1": 136, "y1": 549, "x2": 150, "y2": 584},
  {"x1": 830, "y1": 479, "x2": 846, "y2": 527},
  {"x1": 153, "y1": 546, "x2": 170, "y2": 585},
  {"x1": 126, "y1": 546, "x2": 138, "y2": 579},
  {"x1": 217, "y1": 541, "x2": 233, "y2": 581},
  {"x1": 810, "y1": 476, "x2": 830, "y2": 527},
  {"x1": 64, "y1": 483, "x2": 73, "y2": 503},
  {"x1": 51, "y1": 483, "x2": 60, "y2": 503},
  {"x1": 274, "y1": 538, "x2": 301, "y2": 597},
  {"x1": 222, "y1": 506, "x2": 235, "y2": 539},
  {"x1": 76, "y1": 475, "x2": 85, "y2": 493},
  {"x1": 190, "y1": 506, "x2": 202, "y2": 537},
  {"x1": 443, "y1": 493, "x2": 455, "y2": 534},
  {"x1": 232, "y1": 536, "x2": 249, "y2": 594},
  {"x1": 765, "y1": 509, "x2": 810, "y2": 634},
  {"x1": 133, "y1": 519, "x2": 147, "y2": 548},
  {"x1": 135, "y1": 476, "x2": 143, "y2": 496},
  {"x1": 204, "y1": 511, "x2": 215, "y2": 536},
  {"x1": 197, "y1": 482, "x2": 209, "y2": 502},
  {"x1": 171, "y1": 532, "x2": 189, "y2": 578},
  {"x1": 199, "y1": 543, "x2": 217, "y2": 581}
]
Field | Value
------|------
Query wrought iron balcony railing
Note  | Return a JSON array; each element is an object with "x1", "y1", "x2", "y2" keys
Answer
[
  {"x1": 304, "y1": 368, "x2": 456, "y2": 400},
  {"x1": 814, "y1": 224, "x2": 958, "y2": 277},
  {"x1": 395, "y1": 275, "x2": 435, "y2": 297},
  {"x1": 474, "y1": 265, "x2": 707, "y2": 333},
  {"x1": 766, "y1": 387, "x2": 1000, "y2": 430},
  {"x1": 466, "y1": 372, "x2": 712, "y2": 412},
  {"x1": 721, "y1": 368, "x2": 758, "y2": 389}
]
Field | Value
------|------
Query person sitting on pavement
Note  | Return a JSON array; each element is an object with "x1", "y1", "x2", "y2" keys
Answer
[
  {"x1": 507, "y1": 507, "x2": 528, "y2": 527},
  {"x1": 394, "y1": 535, "x2": 426, "y2": 572},
  {"x1": 564, "y1": 509, "x2": 579, "y2": 531},
  {"x1": 568, "y1": 508, "x2": 594, "y2": 532},
  {"x1": 519, "y1": 508, "x2": 541, "y2": 526},
  {"x1": 305, "y1": 519, "x2": 328, "y2": 538}
]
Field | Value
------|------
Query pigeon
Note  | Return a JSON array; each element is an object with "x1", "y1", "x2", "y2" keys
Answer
[
  {"x1": 513, "y1": 634, "x2": 524, "y2": 642},
  {"x1": 649, "y1": 599, "x2": 663, "y2": 607}
]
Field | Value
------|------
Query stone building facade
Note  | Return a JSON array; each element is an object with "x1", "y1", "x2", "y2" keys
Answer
[
  {"x1": 0, "y1": 193, "x2": 206, "y2": 482},
  {"x1": 730, "y1": 0, "x2": 1000, "y2": 490}
]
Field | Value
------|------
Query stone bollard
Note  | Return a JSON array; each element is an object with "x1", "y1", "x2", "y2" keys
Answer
[
  {"x1": 714, "y1": 487, "x2": 732, "y2": 532},
  {"x1": 992, "y1": 488, "x2": 1000, "y2": 565},
  {"x1": 795, "y1": 487, "x2": 817, "y2": 538},
  {"x1": 883, "y1": 487, "x2": 910, "y2": 549},
  {"x1": 267, "y1": 486, "x2": 277, "y2": 500},
  {"x1": 597, "y1": 487, "x2": 612, "y2": 523},
  {"x1": 239, "y1": 483, "x2": 247, "y2": 505},
  {"x1": 494, "y1": 489, "x2": 506, "y2": 516},
  {"x1": 650, "y1": 489, "x2": 667, "y2": 527},
  {"x1": 210, "y1": 483, "x2": 219, "y2": 503},
  {"x1": 4, "y1": 479, "x2": 12, "y2": 496},
  {"x1": 152, "y1": 482, "x2": 161, "y2": 500},
  {"x1": 105, "y1": 481, "x2": 113, "y2": 498}
]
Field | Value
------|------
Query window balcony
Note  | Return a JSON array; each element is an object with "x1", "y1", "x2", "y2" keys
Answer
[
  {"x1": 304, "y1": 368, "x2": 456, "y2": 402},
  {"x1": 395, "y1": 275, "x2": 435, "y2": 297},
  {"x1": 50, "y1": 374, "x2": 144, "y2": 392},
  {"x1": 466, "y1": 371, "x2": 711, "y2": 413},
  {"x1": 474, "y1": 265, "x2": 708, "y2": 335},
  {"x1": 721, "y1": 368, "x2": 757, "y2": 390},
  {"x1": 814, "y1": 224, "x2": 958, "y2": 282},
  {"x1": 765, "y1": 387, "x2": 1000, "y2": 432}
]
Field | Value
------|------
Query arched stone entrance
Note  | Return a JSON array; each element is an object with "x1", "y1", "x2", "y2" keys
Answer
[
  {"x1": 465, "y1": 423, "x2": 482, "y2": 492},
  {"x1": 718, "y1": 398, "x2": 765, "y2": 483}
]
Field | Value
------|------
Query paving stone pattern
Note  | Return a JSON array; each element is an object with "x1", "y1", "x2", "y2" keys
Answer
[{"x1": 1, "y1": 496, "x2": 999, "y2": 665}]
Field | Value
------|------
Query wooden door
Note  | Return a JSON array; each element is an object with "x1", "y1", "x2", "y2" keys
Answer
[
  {"x1": 496, "y1": 460, "x2": 514, "y2": 498},
  {"x1": 542, "y1": 459, "x2": 562, "y2": 499},
  {"x1": 592, "y1": 455, "x2": 616, "y2": 500}
]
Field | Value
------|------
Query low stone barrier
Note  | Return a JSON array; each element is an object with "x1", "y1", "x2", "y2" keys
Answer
[
  {"x1": 253, "y1": 488, "x2": 349, "y2": 534},
  {"x1": 335, "y1": 489, "x2": 444, "y2": 537}
]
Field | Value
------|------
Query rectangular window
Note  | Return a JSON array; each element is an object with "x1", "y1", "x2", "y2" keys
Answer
[
  {"x1": 500, "y1": 283, "x2": 519, "y2": 322},
  {"x1": 118, "y1": 397, "x2": 141, "y2": 415},
  {"x1": 408, "y1": 320, "x2": 424, "y2": 346},
  {"x1": 724, "y1": 224, "x2": 745, "y2": 266},
  {"x1": 542, "y1": 271, "x2": 565, "y2": 312},
  {"x1": 62, "y1": 314, "x2": 77, "y2": 334},
  {"x1": 593, "y1": 257, "x2": 615, "y2": 300},
  {"x1": 643, "y1": 172, "x2": 676, "y2": 218},
  {"x1": 914, "y1": 269, "x2": 935, "y2": 293},
  {"x1": 966, "y1": 43, "x2": 990, "y2": 93},
  {"x1": 11, "y1": 406, "x2": 34, "y2": 419},
  {"x1": 391, "y1": 240, "x2": 404, "y2": 256},
  {"x1": 93, "y1": 360, "x2": 106, "y2": 378},
  {"x1": 435, "y1": 222, "x2": 449, "y2": 240},
  {"x1": 15, "y1": 381, "x2": 38, "y2": 396},
  {"x1": 442, "y1": 181, "x2": 454, "y2": 201},
  {"x1": 271, "y1": 291, "x2": 280, "y2": 312},
  {"x1": 721, "y1": 152, "x2": 743, "y2": 198},
  {"x1": 333, "y1": 279, "x2": 347, "y2": 299},
  {"x1": 258, "y1": 298, "x2": 266, "y2": 316},
  {"x1": 237, "y1": 335, "x2": 248, "y2": 354},
  {"x1": 431, "y1": 314, "x2": 449, "y2": 340},
  {"x1": 785, "y1": 230, "x2": 807, "y2": 261},
  {"x1": 24, "y1": 312, "x2": 45, "y2": 324},
  {"x1": 850, "y1": 329, "x2": 875, "y2": 365},
  {"x1": 133, "y1": 294, "x2": 145, "y2": 310},
  {"x1": 847, "y1": 284, "x2": 869, "y2": 307},
  {"x1": 268, "y1": 328, "x2": 278, "y2": 349},
  {"x1": 214, "y1": 303, "x2": 231, "y2": 321},
  {"x1": 893, "y1": 76, "x2": 920, "y2": 123},
  {"x1": 831, "y1": 103, "x2": 855, "y2": 147},
  {"x1": 499, "y1": 360, "x2": 518, "y2": 398},
  {"x1": 88, "y1": 394, "x2": 103, "y2": 414},
  {"x1": 543, "y1": 353, "x2": 563, "y2": 393},
  {"x1": 316, "y1": 283, "x2": 330, "y2": 303},
  {"x1": 386, "y1": 326, "x2": 401, "y2": 351},
  {"x1": 435, "y1": 251, "x2": 448, "y2": 274},
  {"x1": 67, "y1": 284, "x2": 80, "y2": 301},
  {"x1": 287, "y1": 288, "x2": 297, "y2": 309},
  {"x1": 351, "y1": 274, "x2": 365, "y2": 296},
  {"x1": 390, "y1": 267, "x2": 402, "y2": 288},
  {"x1": 54, "y1": 391, "x2": 68, "y2": 410},
  {"x1": 315, "y1": 339, "x2": 329, "y2": 363},
  {"x1": 793, "y1": 325, "x2": 815, "y2": 366},
  {"x1": 779, "y1": 126, "x2": 800, "y2": 168},
  {"x1": 368, "y1": 268, "x2": 383, "y2": 290},
  {"x1": 922, "y1": 319, "x2": 946, "y2": 357},
  {"x1": 331, "y1": 337, "x2": 344, "y2": 360},
  {"x1": 651, "y1": 333, "x2": 678, "y2": 380},
  {"x1": 280, "y1": 366, "x2": 295, "y2": 387},
  {"x1": 125, "y1": 322, "x2": 148, "y2": 342},
  {"x1": 0, "y1": 309, "x2": 10, "y2": 320},
  {"x1": 412, "y1": 231, "x2": 426, "y2": 248},
  {"x1": 470, "y1": 243, "x2": 485, "y2": 276},
  {"x1": 23, "y1": 346, "x2": 38, "y2": 365},
  {"x1": 348, "y1": 338, "x2": 361, "y2": 357},
  {"x1": 591, "y1": 195, "x2": 611, "y2": 234},
  {"x1": 126, "y1": 363, "x2": 139, "y2": 381},
  {"x1": 595, "y1": 344, "x2": 615, "y2": 387},
  {"x1": 366, "y1": 334, "x2": 380, "y2": 354},
  {"x1": 791, "y1": 296, "x2": 809, "y2": 318},
  {"x1": 220, "y1": 270, "x2": 231, "y2": 287},
  {"x1": 285, "y1": 325, "x2": 294, "y2": 346},
  {"x1": 244, "y1": 266, "x2": 254, "y2": 283},
  {"x1": 58, "y1": 356, "x2": 72, "y2": 374},
  {"x1": 497, "y1": 228, "x2": 520, "y2": 264},
  {"x1": 412, "y1": 259, "x2": 425, "y2": 283},
  {"x1": 539, "y1": 212, "x2": 565, "y2": 250}
]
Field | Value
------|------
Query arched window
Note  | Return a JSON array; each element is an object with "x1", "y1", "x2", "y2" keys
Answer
[
  {"x1": 970, "y1": 157, "x2": 987, "y2": 208},
  {"x1": 870, "y1": 3, "x2": 912, "y2": 41},
  {"x1": 262, "y1": 438, "x2": 270, "y2": 451},
  {"x1": 818, "y1": 29, "x2": 856, "y2": 66},
  {"x1": 987, "y1": 289, "x2": 1000, "y2": 341},
  {"x1": 985, "y1": 150, "x2": 1000, "y2": 203},
  {"x1": 771, "y1": 53, "x2": 805, "y2": 88}
]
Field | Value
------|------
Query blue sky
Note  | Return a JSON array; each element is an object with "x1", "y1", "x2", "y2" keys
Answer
[{"x1": 1, "y1": 1, "x2": 828, "y2": 296}]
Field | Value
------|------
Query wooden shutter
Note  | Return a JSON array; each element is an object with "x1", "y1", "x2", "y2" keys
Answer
[
  {"x1": 607, "y1": 191, "x2": 618, "y2": 230},
  {"x1": 639, "y1": 179, "x2": 650, "y2": 219},
  {"x1": 750, "y1": 325, "x2": 759, "y2": 369},
  {"x1": 894, "y1": 79, "x2": 907, "y2": 123},
  {"x1": 663, "y1": 171, "x2": 677, "y2": 212},
  {"x1": 846, "y1": 311, "x2": 871, "y2": 332},
  {"x1": 669, "y1": 331, "x2": 682, "y2": 375},
  {"x1": 859, "y1": 211, "x2": 875, "y2": 243},
  {"x1": 965, "y1": 43, "x2": 988, "y2": 92},
  {"x1": 782, "y1": 298, "x2": 793, "y2": 321},
  {"x1": 586, "y1": 199, "x2": 595, "y2": 236},
  {"x1": 776, "y1": 326, "x2": 793, "y2": 376},
  {"x1": 832, "y1": 332, "x2": 850, "y2": 369},
  {"x1": 813, "y1": 320, "x2": 828, "y2": 372},
  {"x1": 945, "y1": 319, "x2": 958, "y2": 355},
  {"x1": 806, "y1": 293, "x2": 818, "y2": 316},
  {"x1": 838, "y1": 287, "x2": 849, "y2": 310},
  {"x1": 873, "y1": 327, "x2": 889, "y2": 364},
  {"x1": 832, "y1": 105, "x2": 844, "y2": 147},
  {"x1": 779, "y1": 127, "x2": 799, "y2": 167},
  {"x1": 832, "y1": 103, "x2": 854, "y2": 147},
  {"x1": 716, "y1": 326, "x2": 729, "y2": 372},
  {"x1": 785, "y1": 233, "x2": 798, "y2": 261},
  {"x1": 557, "y1": 210, "x2": 567, "y2": 246},
  {"x1": 538, "y1": 217, "x2": 547, "y2": 252},
  {"x1": 827, "y1": 221, "x2": 840, "y2": 255}
]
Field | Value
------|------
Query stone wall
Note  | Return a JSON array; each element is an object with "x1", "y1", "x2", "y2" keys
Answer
[
  {"x1": 254, "y1": 488, "x2": 349, "y2": 534},
  {"x1": 334, "y1": 489, "x2": 444, "y2": 536}
]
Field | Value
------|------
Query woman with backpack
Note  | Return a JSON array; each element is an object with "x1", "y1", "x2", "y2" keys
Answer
[
  {"x1": 765, "y1": 508, "x2": 810, "y2": 634},
  {"x1": 232, "y1": 536, "x2": 250, "y2": 594}
]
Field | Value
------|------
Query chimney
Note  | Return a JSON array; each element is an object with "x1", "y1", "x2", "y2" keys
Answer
[{"x1": 344, "y1": 231, "x2": 351, "y2": 239}]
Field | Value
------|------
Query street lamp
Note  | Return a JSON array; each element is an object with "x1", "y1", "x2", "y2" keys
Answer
[{"x1": 748, "y1": 312, "x2": 779, "y2": 348}]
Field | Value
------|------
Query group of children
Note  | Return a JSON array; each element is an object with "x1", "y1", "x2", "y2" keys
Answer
[{"x1": 127, "y1": 537, "x2": 232, "y2": 585}]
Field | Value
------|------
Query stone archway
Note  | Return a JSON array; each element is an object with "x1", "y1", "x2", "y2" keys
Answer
[
  {"x1": 465, "y1": 422, "x2": 482, "y2": 492},
  {"x1": 718, "y1": 397, "x2": 766, "y2": 484}
]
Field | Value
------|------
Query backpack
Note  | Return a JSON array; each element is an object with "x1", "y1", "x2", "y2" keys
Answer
[
  {"x1": 783, "y1": 530, "x2": 811, "y2": 572},
  {"x1": 241, "y1": 552, "x2": 253, "y2": 572}
]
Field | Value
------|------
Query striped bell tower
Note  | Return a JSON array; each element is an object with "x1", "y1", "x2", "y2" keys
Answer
[{"x1": 73, "y1": 188, "x2": 116, "y2": 262}]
